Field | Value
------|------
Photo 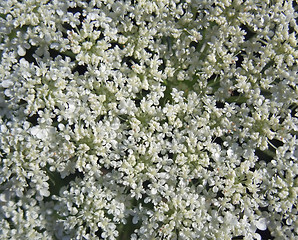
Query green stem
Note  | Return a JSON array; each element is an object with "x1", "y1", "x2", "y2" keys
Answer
[
  {"x1": 226, "y1": 96, "x2": 248, "y2": 104},
  {"x1": 118, "y1": 198, "x2": 138, "y2": 239},
  {"x1": 62, "y1": 50, "x2": 76, "y2": 59}
]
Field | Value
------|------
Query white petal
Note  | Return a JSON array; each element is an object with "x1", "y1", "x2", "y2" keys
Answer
[
  {"x1": 254, "y1": 233, "x2": 261, "y2": 240},
  {"x1": 0, "y1": 193, "x2": 7, "y2": 202},
  {"x1": 132, "y1": 215, "x2": 139, "y2": 224},
  {"x1": 256, "y1": 218, "x2": 267, "y2": 231},
  {"x1": 227, "y1": 149, "x2": 233, "y2": 157},
  {"x1": 4, "y1": 89, "x2": 12, "y2": 97},
  {"x1": 30, "y1": 126, "x2": 41, "y2": 136},
  {"x1": 68, "y1": 102, "x2": 76, "y2": 112},
  {"x1": 30, "y1": 126, "x2": 46, "y2": 139},
  {"x1": 1, "y1": 79, "x2": 13, "y2": 88},
  {"x1": 0, "y1": 125, "x2": 7, "y2": 133},
  {"x1": 151, "y1": 188, "x2": 157, "y2": 195},
  {"x1": 17, "y1": 46, "x2": 26, "y2": 56},
  {"x1": 40, "y1": 188, "x2": 50, "y2": 197},
  {"x1": 38, "y1": 129, "x2": 48, "y2": 139},
  {"x1": 56, "y1": 9, "x2": 64, "y2": 16}
]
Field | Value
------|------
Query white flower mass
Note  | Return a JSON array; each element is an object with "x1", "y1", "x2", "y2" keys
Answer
[{"x1": 0, "y1": 0, "x2": 297, "y2": 239}]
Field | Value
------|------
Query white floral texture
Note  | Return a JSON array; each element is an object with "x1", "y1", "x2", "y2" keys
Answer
[{"x1": 0, "y1": 0, "x2": 297, "y2": 239}]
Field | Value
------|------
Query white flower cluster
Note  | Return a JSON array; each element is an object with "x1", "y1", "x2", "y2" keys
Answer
[{"x1": 0, "y1": 0, "x2": 297, "y2": 239}]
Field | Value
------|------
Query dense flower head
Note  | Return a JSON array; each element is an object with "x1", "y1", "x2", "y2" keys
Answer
[{"x1": 0, "y1": 0, "x2": 297, "y2": 239}]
